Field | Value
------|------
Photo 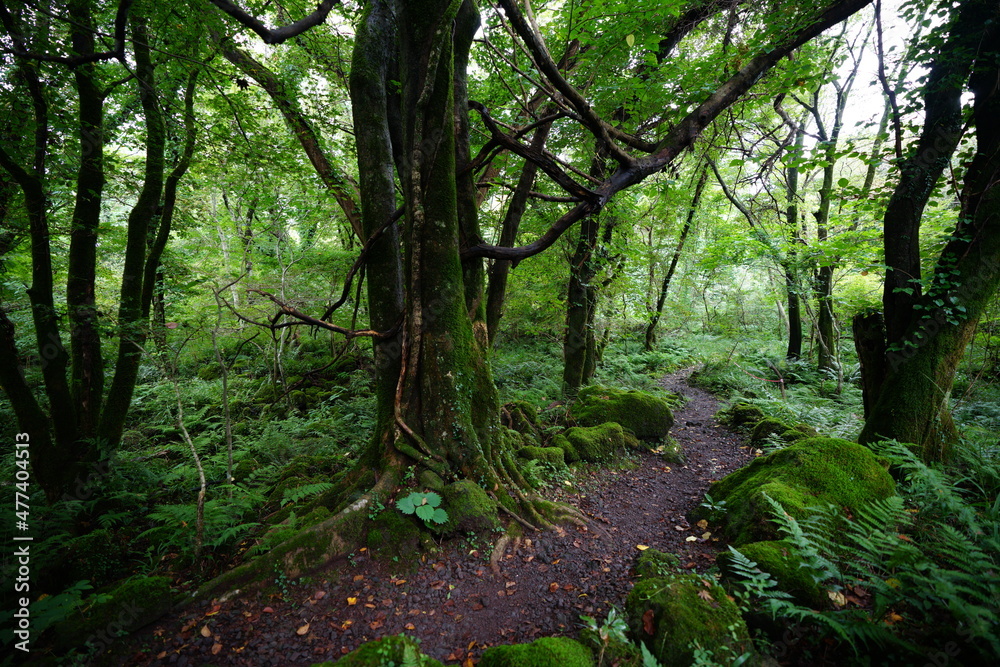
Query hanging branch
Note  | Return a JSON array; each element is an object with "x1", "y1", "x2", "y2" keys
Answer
[
  {"x1": 205, "y1": 0, "x2": 340, "y2": 45},
  {"x1": 248, "y1": 290, "x2": 394, "y2": 340},
  {"x1": 875, "y1": 0, "x2": 904, "y2": 160}
]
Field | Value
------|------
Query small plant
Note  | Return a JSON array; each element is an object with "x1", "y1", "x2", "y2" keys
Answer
[
  {"x1": 368, "y1": 496, "x2": 386, "y2": 520},
  {"x1": 700, "y1": 493, "x2": 726, "y2": 514},
  {"x1": 580, "y1": 607, "x2": 629, "y2": 666},
  {"x1": 396, "y1": 491, "x2": 448, "y2": 527}
]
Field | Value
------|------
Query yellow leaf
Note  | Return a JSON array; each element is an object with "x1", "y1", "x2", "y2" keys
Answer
[
  {"x1": 211, "y1": 643, "x2": 223, "y2": 655},
  {"x1": 827, "y1": 591, "x2": 847, "y2": 607},
  {"x1": 697, "y1": 590, "x2": 714, "y2": 601},
  {"x1": 701, "y1": 532, "x2": 711, "y2": 539},
  {"x1": 696, "y1": 520, "x2": 708, "y2": 529},
  {"x1": 200, "y1": 625, "x2": 212, "y2": 638},
  {"x1": 347, "y1": 597, "x2": 357, "y2": 606},
  {"x1": 636, "y1": 544, "x2": 650, "y2": 551},
  {"x1": 297, "y1": 623, "x2": 310, "y2": 635},
  {"x1": 625, "y1": 33, "x2": 635, "y2": 48}
]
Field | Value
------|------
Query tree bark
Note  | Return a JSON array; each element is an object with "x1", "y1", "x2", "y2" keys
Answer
[{"x1": 859, "y1": 1, "x2": 1000, "y2": 460}]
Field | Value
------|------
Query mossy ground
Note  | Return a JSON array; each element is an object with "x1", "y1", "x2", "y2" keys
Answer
[
  {"x1": 719, "y1": 540, "x2": 827, "y2": 608},
  {"x1": 314, "y1": 634, "x2": 443, "y2": 666},
  {"x1": 694, "y1": 437, "x2": 896, "y2": 545}
]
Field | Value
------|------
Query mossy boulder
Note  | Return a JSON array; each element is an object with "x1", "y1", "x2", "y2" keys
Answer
[
  {"x1": 439, "y1": 480, "x2": 499, "y2": 534},
  {"x1": 552, "y1": 422, "x2": 638, "y2": 463},
  {"x1": 319, "y1": 634, "x2": 443, "y2": 666},
  {"x1": 479, "y1": 636, "x2": 594, "y2": 667},
  {"x1": 718, "y1": 541, "x2": 827, "y2": 609},
  {"x1": 47, "y1": 576, "x2": 175, "y2": 654},
  {"x1": 749, "y1": 417, "x2": 795, "y2": 445},
  {"x1": 626, "y1": 573, "x2": 755, "y2": 667},
  {"x1": 634, "y1": 548, "x2": 681, "y2": 580},
  {"x1": 717, "y1": 402, "x2": 765, "y2": 430},
  {"x1": 571, "y1": 385, "x2": 674, "y2": 439},
  {"x1": 517, "y1": 446, "x2": 568, "y2": 470},
  {"x1": 693, "y1": 437, "x2": 896, "y2": 545},
  {"x1": 781, "y1": 423, "x2": 819, "y2": 442}
]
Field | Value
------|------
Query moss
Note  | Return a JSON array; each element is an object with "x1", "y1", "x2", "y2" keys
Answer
[
  {"x1": 694, "y1": 437, "x2": 896, "y2": 545},
  {"x1": 626, "y1": 574, "x2": 755, "y2": 667},
  {"x1": 634, "y1": 548, "x2": 681, "y2": 580},
  {"x1": 718, "y1": 541, "x2": 827, "y2": 608},
  {"x1": 49, "y1": 576, "x2": 175, "y2": 653},
  {"x1": 517, "y1": 445, "x2": 567, "y2": 469},
  {"x1": 781, "y1": 423, "x2": 819, "y2": 442},
  {"x1": 578, "y1": 626, "x2": 640, "y2": 665},
  {"x1": 555, "y1": 422, "x2": 637, "y2": 463},
  {"x1": 749, "y1": 417, "x2": 795, "y2": 445},
  {"x1": 439, "y1": 480, "x2": 499, "y2": 534},
  {"x1": 366, "y1": 509, "x2": 422, "y2": 558},
  {"x1": 503, "y1": 400, "x2": 543, "y2": 444},
  {"x1": 418, "y1": 469, "x2": 445, "y2": 492},
  {"x1": 717, "y1": 402, "x2": 765, "y2": 430},
  {"x1": 327, "y1": 634, "x2": 443, "y2": 666},
  {"x1": 551, "y1": 433, "x2": 580, "y2": 463},
  {"x1": 571, "y1": 385, "x2": 674, "y2": 439},
  {"x1": 479, "y1": 636, "x2": 594, "y2": 667}
]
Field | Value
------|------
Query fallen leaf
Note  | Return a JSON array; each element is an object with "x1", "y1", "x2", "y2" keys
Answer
[
  {"x1": 156, "y1": 651, "x2": 167, "y2": 659},
  {"x1": 262, "y1": 607, "x2": 274, "y2": 614},
  {"x1": 463, "y1": 658, "x2": 474, "y2": 667},
  {"x1": 696, "y1": 520, "x2": 708, "y2": 529},
  {"x1": 642, "y1": 609, "x2": 655, "y2": 635},
  {"x1": 364, "y1": 603, "x2": 376, "y2": 609},
  {"x1": 394, "y1": 579, "x2": 406, "y2": 586},
  {"x1": 200, "y1": 625, "x2": 212, "y2": 638},
  {"x1": 828, "y1": 590, "x2": 847, "y2": 607},
  {"x1": 685, "y1": 536, "x2": 698, "y2": 542},
  {"x1": 347, "y1": 597, "x2": 357, "y2": 606},
  {"x1": 430, "y1": 580, "x2": 445, "y2": 590},
  {"x1": 369, "y1": 620, "x2": 383, "y2": 630},
  {"x1": 549, "y1": 582, "x2": 559, "y2": 592},
  {"x1": 405, "y1": 623, "x2": 415, "y2": 630},
  {"x1": 297, "y1": 623, "x2": 310, "y2": 635},
  {"x1": 636, "y1": 544, "x2": 650, "y2": 551},
  {"x1": 698, "y1": 590, "x2": 714, "y2": 602},
  {"x1": 353, "y1": 574, "x2": 364, "y2": 582},
  {"x1": 701, "y1": 532, "x2": 711, "y2": 539},
  {"x1": 505, "y1": 581, "x2": 516, "y2": 588},
  {"x1": 314, "y1": 591, "x2": 326, "y2": 600},
  {"x1": 674, "y1": 525, "x2": 686, "y2": 532},
  {"x1": 211, "y1": 643, "x2": 223, "y2": 655}
]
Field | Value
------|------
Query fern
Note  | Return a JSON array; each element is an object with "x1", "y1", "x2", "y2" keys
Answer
[{"x1": 280, "y1": 481, "x2": 335, "y2": 507}]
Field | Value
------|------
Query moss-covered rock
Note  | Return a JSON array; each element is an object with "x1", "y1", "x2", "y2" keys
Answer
[
  {"x1": 781, "y1": 423, "x2": 819, "y2": 442},
  {"x1": 439, "y1": 480, "x2": 499, "y2": 534},
  {"x1": 479, "y1": 636, "x2": 594, "y2": 667},
  {"x1": 626, "y1": 574, "x2": 755, "y2": 667},
  {"x1": 749, "y1": 418, "x2": 795, "y2": 445},
  {"x1": 717, "y1": 402, "x2": 765, "y2": 430},
  {"x1": 47, "y1": 576, "x2": 175, "y2": 654},
  {"x1": 366, "y1": 509, "x2": 421, "y2": 558},
  {"x1": 517, "y1": 446, "x2": 567, "y2": 470},
  {"x1": 718, "y1": 541, "x2": 827, "y2": 609},
  {"x1": 693, "y1": 437, "x2": 896, "y2": 545},
  {"x1": 571, "y1": 385, "x2": 674, "y2": 439},
  {"x1": 319, "y1": 634, "x2": 443, "y2": 666},
  {"x1": 553, "y1": 422, "x2": 638, "y2": 463},
  {"x1": 634, "y1": 548, "x2": 681, "y2": 580}
]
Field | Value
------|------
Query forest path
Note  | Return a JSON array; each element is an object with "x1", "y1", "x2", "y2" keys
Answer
[{"x1": 123, "y1": 368, "x2": 752, "y2": 666}]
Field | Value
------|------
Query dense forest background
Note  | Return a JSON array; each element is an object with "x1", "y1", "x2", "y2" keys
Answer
[{"x1": 1, "y1": 0, "x2": 998, "y2": 664}]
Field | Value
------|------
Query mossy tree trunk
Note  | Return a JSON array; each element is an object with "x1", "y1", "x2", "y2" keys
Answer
[{"x1": 857, "y1": 0, "x2": 1000, "y2": 461}]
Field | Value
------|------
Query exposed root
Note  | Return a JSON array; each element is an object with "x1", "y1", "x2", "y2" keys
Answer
[
  {"x1": 490, "y1": 533, "x2": 511, "y2": 575},
  {"x1": 497, "y1": 502, "x2": 539, "y2": 531}
]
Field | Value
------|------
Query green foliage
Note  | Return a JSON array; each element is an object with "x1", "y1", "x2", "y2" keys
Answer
[
  {"x1": 395, "y1": 492, "x2": 448, "y2": 526},
  {"x1": 281, "y1": 482, "x2": 336, "y2": 507}
]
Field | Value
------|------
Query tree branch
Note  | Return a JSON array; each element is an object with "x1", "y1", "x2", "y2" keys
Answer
[{"x1": 206, "y1": 0, "x2": 340, "y2": 45}]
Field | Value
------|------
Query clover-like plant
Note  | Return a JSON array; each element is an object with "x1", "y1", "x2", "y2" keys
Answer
[{"x1": 396, "y1": 491, "x2": 448, "y2": 526}]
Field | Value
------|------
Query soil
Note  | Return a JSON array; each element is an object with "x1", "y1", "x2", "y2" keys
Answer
[{"x1": 120, "y1": 368, "x2": 752, "y2": 666}]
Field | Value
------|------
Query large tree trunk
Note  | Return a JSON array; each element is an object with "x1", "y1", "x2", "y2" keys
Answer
[{"x1": 859, "y1": 3, "x2": 1000, "y2": 460}]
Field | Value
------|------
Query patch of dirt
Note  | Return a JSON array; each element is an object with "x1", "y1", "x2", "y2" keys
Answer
[{"x1": 120, "y1": 368, "x2": 751, "y2": 666}]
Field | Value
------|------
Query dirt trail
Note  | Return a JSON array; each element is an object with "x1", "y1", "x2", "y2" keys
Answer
[{"x1": 123, "y1": 368, "x2": 752, "y2": 666}]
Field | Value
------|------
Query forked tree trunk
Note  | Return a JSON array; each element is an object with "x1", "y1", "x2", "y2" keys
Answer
[{"x1": 858, "y1": 8, "x2": 1000, "y2": 460}]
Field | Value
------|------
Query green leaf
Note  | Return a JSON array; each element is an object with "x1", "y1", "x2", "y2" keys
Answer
[
  {"x1": 415, "y1": 504, "x2": 434, "y2": 521},
  {"x1": 431, "y1": 508, "x2": 448, "y2": 524},
  {"x1": 422, "y1": 492, "x2": 442, "y2": 508},
  {"x1": 396, "y1": 496, "x2": 416, "y2": 514},
  {"x1": 838, "y1": 177, "x2": 850, "y2": 187},
  {"x1": 625, "y1": 34, "x2": 635, "y2": 48}
]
